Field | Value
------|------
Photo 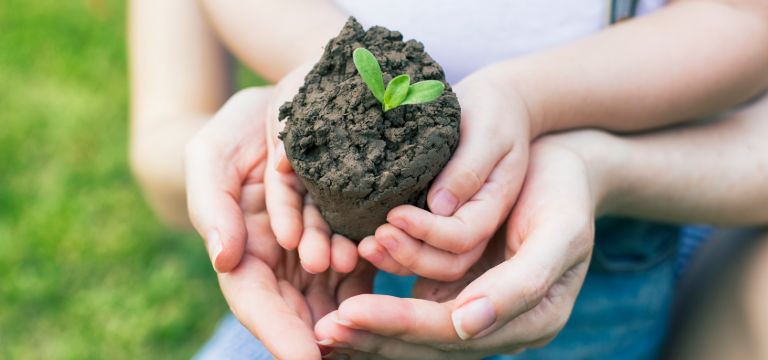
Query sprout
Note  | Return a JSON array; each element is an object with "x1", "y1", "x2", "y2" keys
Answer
[{"x1": 353, "y1": 47, "x2": 445, "y2": 112}]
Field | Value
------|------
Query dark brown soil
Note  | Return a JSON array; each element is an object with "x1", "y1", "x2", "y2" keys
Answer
[{"x1": 279, "y1": 17, "x2": 460, "y2": 241}]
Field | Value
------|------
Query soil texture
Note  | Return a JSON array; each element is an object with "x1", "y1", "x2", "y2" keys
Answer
[{"x1": 279, "y1": 17, "x2": 460, "y2": 240}]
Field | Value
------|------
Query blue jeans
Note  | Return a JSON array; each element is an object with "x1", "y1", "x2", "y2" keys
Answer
[{"x1": 195, "y1": 218, "x2": 683, "y2": 360}]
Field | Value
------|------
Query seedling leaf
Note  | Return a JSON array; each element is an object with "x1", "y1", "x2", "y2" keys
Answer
[
  {"x1": 402, "y1": 80, "x2": 445, "y2": 105},
  {"x1": 383, "y1": 74, "x2": 410, "y2": 111},
  {"x1": 352, "y1": 47, "x2": 446, "y2": 111},
  {"x1": 353, "y1": 48, "x2": 385, "y2": 102}
]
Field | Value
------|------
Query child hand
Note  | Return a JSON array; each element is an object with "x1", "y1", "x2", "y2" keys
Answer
[
  {"x1": 359, "y1": 70, "x2": 532, "y2": 281},
  {"x1": 264, "y1": 64, "x2": 360, "y2": 274}
]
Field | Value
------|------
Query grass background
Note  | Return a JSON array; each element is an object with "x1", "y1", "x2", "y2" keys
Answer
[{"x1": 0, "y1": 1, "x2": 265, "y2": 358}]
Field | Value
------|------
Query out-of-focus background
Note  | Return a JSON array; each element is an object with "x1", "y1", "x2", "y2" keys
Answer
[
  {"x1": 3, "y1": 1, "x2": 767, "y2": 359},
  {"x1": 0, "y1": 1, "x2": 261, "y2": 358}
]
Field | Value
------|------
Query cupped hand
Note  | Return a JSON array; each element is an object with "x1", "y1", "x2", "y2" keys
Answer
[
  {"x1": 360, "y1": 70, "x2": 531, "y2": 281},
  {"x1": 263, "y1": 64, "x2": 362, "y2": 275},
  {"x1": 315, "y1": 134, "x2": 602, "y2": 358},
  {"x1": 186, "y1": 88, "x2": 373, "y2": 359}
]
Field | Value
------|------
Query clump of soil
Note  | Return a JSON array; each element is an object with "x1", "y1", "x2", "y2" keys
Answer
[{"x1": 279, "y1": 17, "x2": 460, "y2": 241}]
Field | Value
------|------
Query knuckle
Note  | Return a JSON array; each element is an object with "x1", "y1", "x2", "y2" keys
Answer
[
  {"x1": 450, "y1": 164, "x2": 484, "y2": 194},
  {"x1": 399, "y1": 249, "x2": 419, "y2": 269},
  {"x1": 439, "y1": 263, "x2": 467, "y2": 282},
  {"x1": 520, "y1": 279, "x2": 548, "y2": 310}
]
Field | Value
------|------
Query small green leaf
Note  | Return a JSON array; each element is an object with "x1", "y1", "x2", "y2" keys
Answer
[
  {"x1": 353, "y1": 48, "x2": 385, "y2": 102},
  {"x1": 402, "y1": 80, "x2": 445, "y2": 105},
  {"x1": 383, "y1": 74, "x2": 410, "y2": 111}
]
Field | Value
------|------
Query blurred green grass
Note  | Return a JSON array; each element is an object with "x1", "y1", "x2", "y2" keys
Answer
[{"x1": 0, "y1": 1, "x2": 260, "y2": 358}]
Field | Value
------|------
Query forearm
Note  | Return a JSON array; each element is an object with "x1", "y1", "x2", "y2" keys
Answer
[
  {"x1": 200, "y1": 0, "x2": 347, "y2": 82},
  {"x1": 130, "y1": 115, "x2": 208, "y2": 229},
  {"x1": 482, "y1": 0, "x2": 768, "y2": 137},
  {"x1": 589, "y1": 96, "x2": 768, "y2": 225},
  {"x1": 129, "y1": 0, "x2": 233, "y2": 229}
]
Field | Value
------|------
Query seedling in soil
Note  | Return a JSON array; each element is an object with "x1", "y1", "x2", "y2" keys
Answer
[{"x1": 353, "y1": 47, "x2": 445, "y2": 112}]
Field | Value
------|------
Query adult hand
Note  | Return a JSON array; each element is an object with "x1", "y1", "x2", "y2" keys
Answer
[
  {"x1": 186, "y1": 88, "x2": 372, "y2": 359},
  {"x1": 360, "y1": 70, "x2": 531, "y2": 282},
  {"x1": 316, "y1": 132, "x2": 612, "y2": 358}
]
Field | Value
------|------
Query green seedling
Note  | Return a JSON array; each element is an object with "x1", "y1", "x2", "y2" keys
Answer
[{"x1": 353, "y1": 47, "x2": 445, "y2": 112}]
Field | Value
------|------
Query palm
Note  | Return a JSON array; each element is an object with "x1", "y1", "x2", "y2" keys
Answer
[{"x1": 187, "y1": 87, "x2": 374, "y2": 359}]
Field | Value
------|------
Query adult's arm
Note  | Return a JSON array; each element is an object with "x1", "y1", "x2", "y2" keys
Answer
[{"x1": 593, "y1": 96, "x2": 768, "y2": 225}]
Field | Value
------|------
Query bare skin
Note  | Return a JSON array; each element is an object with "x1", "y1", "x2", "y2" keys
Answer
[
  {"x1": 129, "y1": 0, "x2": 768, "y2": 358},
  {"x1": 315, "y1": 94, "x2": 768, "y2": 359}
]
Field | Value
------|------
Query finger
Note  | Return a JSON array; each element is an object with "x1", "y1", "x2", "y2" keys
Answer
[
  {"x1": 336, "y1": 294, "x2": 460, "y2": 344},
  {"x1": 425, "y1": 104, "x2": 515, "y2": 217},
  {"x1": 305, "y1": 274, "x2": 339, "y2": 323},
  {"x1": 448, "y1": 262, "x2": 588, "y2": 353},
  {"x1": 185, "y1": 88, "x2": 274, "y2": 272},
  {"x1": 264, "y1": 84, "x2": 307, "y2": 250},
  {"x1": 389, "y1": 151, "x2": 525, "y2": 255},
  {"x1": 358, "y1": 236, "x2": 413, "y2": 276},
  {"x1": 450, "y1": 227, "x2": 577, "y2": 341},
  {"x1": 186, "y1": 141, "x2": 246, "y2": 273},
  {"x1": 337, "y1": 261, "x2": 377, "y2": 303},
  {"x1": 218, "y1": 256, "x2": 320, "y2": 359},
  {"x1": 331, "y1": 234, "x2": 359, "y2": 274},
  {"x1": 239, "y1": 169, "x2": 283, "y2": 269},
  {"x1": 278, "y1": 280, "x2": 313, "y2": 328},
  {"x1": 274, "y1": 141, "x2": 294, "y2": 173},
  {"x1": 298, "y1": 200, "x2": 332, "y2": 273},
  {"x1": 242, "y1": 210, "x2": 282, "y2": 269},
  {"x1": 264, "y1": 152, "x2": 306, "y2": 250},
  {"x1": 374, "y1": 224, "x2": 484, "y2": 281},
  {"x1": 315, "y1": 311, "x2": 448, "y2": 360}
]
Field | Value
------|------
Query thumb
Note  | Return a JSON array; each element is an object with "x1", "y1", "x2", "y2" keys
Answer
[
  {"x1": 273, "y1": 139, "x2": 294, "y2": 173},
  {"x1": 185, "y1": 139, "x2": 247, "y2": 273},
  {"x1": 449, "y1": 228, "x2": 569, "y2": 340}
]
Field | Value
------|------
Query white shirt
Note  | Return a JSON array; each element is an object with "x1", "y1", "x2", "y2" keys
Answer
[{"x1": 333, "y1": 0, "x2": 665, "y2": 83}]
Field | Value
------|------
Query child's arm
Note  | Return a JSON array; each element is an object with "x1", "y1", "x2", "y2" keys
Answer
[
  {"x1": 491, "y1": 0, "x2": 768, "y2": 137},
  {"x1": 369, "y1": 0, "x2": 768, "y2": 279}
]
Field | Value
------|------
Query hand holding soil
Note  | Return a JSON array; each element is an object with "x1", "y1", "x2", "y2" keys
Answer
[
  {"x1": 279, "y1": 17, "x2": 460, "y2": 241},
  {"x1": 359, "y1": 71, "x2": 532, "y2": 281}
]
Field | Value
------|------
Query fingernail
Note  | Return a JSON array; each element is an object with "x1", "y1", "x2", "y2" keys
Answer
[
  {"x1": 317, "y1": 339, "x2": 335, "y2": 346},
  {"x1": 332, "y1": 311, "x2": 353, "y2": 327},
  {"x1": 378, "y1": 234, "x2": 399, "y2": 252},
  {"x1": 431, "y1": 189, "x2": 458, "y2": 216},
  {"x1": 207, "y1": 229, "x2": 222, "y2": 272},
  {"x1": 451, "y1": 297, "x2": 496, "y2": 340}
]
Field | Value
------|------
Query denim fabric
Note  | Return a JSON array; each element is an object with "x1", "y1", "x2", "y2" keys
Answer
[
  {"x1": 492, "y1": 219, "x2": 678, "y2": 360},
  {"x1": 194, "y1": 218, "x2": 680, "y2": 360}
]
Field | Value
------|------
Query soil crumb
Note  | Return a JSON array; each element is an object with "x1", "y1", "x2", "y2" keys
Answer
[{"x1": 279, "y1": 17, "x2": 460, "y2": 240}]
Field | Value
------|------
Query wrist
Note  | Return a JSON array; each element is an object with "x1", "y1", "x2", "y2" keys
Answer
[
  {"x1": 538, "y1": 130, "x2": 630, "y2": 216},
  {"x1": 480, "y1": 60, "x2": 549, "y2": 139}
]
